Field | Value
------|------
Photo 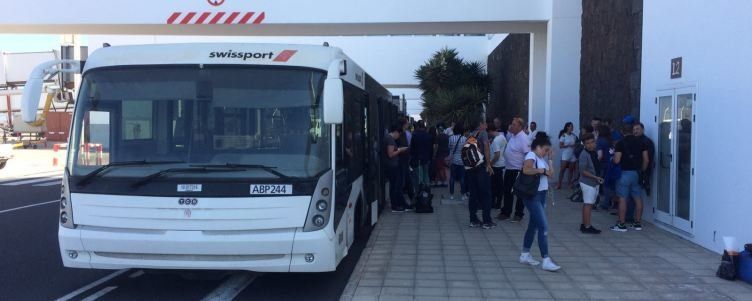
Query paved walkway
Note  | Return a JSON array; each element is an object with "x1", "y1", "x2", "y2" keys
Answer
[{"x1": 340, "y1": 186, "x2": 752, "y2": 301}]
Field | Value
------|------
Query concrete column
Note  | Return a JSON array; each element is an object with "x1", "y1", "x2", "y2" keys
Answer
[
  {"x1": 545, "y1": 0, "x2": 581, "y2": 134},
  {"x1": 542, "y1": 0, "x2": 581, "y2": 181},
  {"x1": 528, "y1": 30, "x2": 547, "y2": 131}
]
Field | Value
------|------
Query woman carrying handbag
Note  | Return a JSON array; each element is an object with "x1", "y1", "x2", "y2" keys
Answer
[{"x1": 516, "y1": 133, "x2": 562, "y2": 272}]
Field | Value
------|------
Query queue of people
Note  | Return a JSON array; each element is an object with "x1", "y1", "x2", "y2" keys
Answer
[{"x1": 383, "y1": 114, "x2": 654, "y2": 272}]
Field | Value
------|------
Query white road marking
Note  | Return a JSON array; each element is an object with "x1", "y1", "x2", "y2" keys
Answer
[
  {"x1": 80, "y1": 286, "x2": 118, "y2": 301},
  {"x1": 128, "y1": 270, "x2": 145, "y2": 278},
  {"x1": 55, "y1": 269, "x2": 128, "y2": 301},
  {"x1": 32, "y1": 179, "x2": 63, "y2": 187},
  {"x1": 201, "y1": 273, "x2": 258, "y2": 301},
  {"x1": 0, "y1": 200, "x2": 58, "y2": 214},
  {"x1": 22, "y1": 170, "x2": 63, "y2": 177},
  {"x1": 0, "y1": 176, "x2": 62, "y2": 186}
]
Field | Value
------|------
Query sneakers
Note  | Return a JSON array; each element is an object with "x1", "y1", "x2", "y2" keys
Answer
[
  {"x1": 542, "y1": 257, "x2": 562, "y2": 272},
  {"x1": 461, "y1": 194, "x2": 469, "y2": 201},
  {"x1": 610, "y1": 223, "x2": 628, "y2": 232},
  {"x1": 580, "y1": 224, "x2": 602, "y2": 234},
  {"x1": 519, "y1": 252, "x2": 540, "y2": 266},
  {"x1": 631, "y1": 222, "x2": 643, "y2": 231},
  {"x1": 391, "y1": 207, "x2": 406, "y2": 213},
  {"x1": 511, "y1": 216, "x2": 523, "y2": 223},
  {"x1": 469, "y1": 221, "x2": 482, "y2": 228},
  {"x1": 405, "y1": 205, "x2": 415, "y2": 212},
  {"x1": 482, "y1": 222, "x2": 497, "y2": 229},
  {"x1": 449, "y1": 194, "x2": 455, "y2": 200},
  {"x1": 497, "y1": 213, "x2": 510, "y2": 221}
]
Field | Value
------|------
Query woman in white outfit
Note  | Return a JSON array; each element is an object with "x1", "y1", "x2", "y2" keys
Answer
[{"x1": 556, "y1": 122, "x2": 577, "y2": 190}]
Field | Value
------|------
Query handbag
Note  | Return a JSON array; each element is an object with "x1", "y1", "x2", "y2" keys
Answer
[{"x1": 514, "y1": 157, "x2": 541, "y2": 200}]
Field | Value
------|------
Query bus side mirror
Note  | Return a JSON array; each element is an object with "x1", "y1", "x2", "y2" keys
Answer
[{"x1": 323, "y1": 78, "x2": 343, "y2": 124}]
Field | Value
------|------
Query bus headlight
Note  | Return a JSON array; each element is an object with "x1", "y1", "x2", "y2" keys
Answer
[
  {"x1": 312, "y1": 215, "x2": 325, "y2": 227},
  {"x1": 60, "y1": 171, "x2": 75, "y2": 229},
  {"x1": 316, "y1": 200, "x2": 328, "y2": 212},
  {"x1": 303, "y1": 170, "x2": 332, "y2": 232}
]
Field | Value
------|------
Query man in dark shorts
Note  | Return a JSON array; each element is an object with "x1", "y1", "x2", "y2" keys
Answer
[{"x1": 610, "y1": 125, "x2": 649, "y2": 232}]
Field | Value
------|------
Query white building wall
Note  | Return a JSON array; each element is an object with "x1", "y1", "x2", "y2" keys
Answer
[{"x1": 641, "y1": 0, "x2": 752, "y2": 253}]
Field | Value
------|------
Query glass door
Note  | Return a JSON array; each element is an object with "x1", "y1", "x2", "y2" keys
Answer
[
  {"x1": 655, "y1": 94, "x2": 674, "y2": 225},
  {"x1": 653, "y1": 88, "x2": 695, "y2": 232},
  {"x1": 673, "y1": 89, "x2": 694, "y2": 231}
]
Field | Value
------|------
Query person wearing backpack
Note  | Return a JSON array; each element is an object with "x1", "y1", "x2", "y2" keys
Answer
[
  {"x1": 464, "y1": 119, "x2": 496, "y2": 229},
  {"x1": 518, "y1": 134, "x2": 562, "y2": 272}
]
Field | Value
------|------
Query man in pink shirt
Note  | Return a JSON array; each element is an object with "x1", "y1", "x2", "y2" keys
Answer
[{"x1": 499, "y1": 117, "x2": 531, "y2": 222}]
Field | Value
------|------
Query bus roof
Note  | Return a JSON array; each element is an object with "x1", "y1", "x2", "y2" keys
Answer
[{"x1": 83, "y1": 43, "x2": 366, "y2": 88}]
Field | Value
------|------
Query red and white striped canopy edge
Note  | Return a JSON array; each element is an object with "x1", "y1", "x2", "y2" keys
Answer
[{"x1": 167, "y1": 12, "x2": 266, "y2": 24}]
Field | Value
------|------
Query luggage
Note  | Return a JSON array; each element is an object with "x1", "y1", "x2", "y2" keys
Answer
[
  {"x1": 717, "y1": 250, "x2": 739, "y2": 281},
  {"x1": 414, "y1": 185, "x2": 434, "y2": 213},
  {"x1": 740, "y1": 245, "x2": 752, "y2": 284}
]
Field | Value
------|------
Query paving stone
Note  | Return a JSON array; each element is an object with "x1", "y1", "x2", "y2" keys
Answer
[
  {"x1": 547, "y1": 289, "x2": 587, "y2": 299},
  {"x1": 378, "y1": 296, "x2": 413, "y2": 301},
  {"x1": 413, "y1": 287, "x2": 447, "y2": 297},
  {"x1": 341, "y1": 186, "x2": 752, "y2": 301},
  {"x1": 383, "y1": 279, "x2": 414, "y2": 287},
  {"x1": 381, "y1": 287, "x2": 414, "y2": 296},
  {"x1": 482, "y1": 288, "x2": 516, "y2": 298},
  {"x1": 413, "y1": 297, "x2": 449, "y2": 301},
  {"x1": 358, "y1": 279, "x2": 385, "y2": 287},
  {"x1": 355, "y1": 286, "x2": 382, "y2": 296},
  {"x1": 415, "y1": 279, "x2": 446, "y2": 288},
  {"x1": 447, "y1": 287, "x2": 482, "y2": 297},
  {"x1": 515, "y1": 289, "x2": 553, "y2": 299}
]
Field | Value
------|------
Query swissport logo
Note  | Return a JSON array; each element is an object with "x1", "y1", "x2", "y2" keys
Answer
[
  {"x1": 167, "y1": 11, "x2": 266, "y2": 25},
  {"x1": 209, "y1": 50, "x2": 298, "y2": 62}
]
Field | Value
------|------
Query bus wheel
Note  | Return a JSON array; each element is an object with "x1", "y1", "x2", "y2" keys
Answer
[{"x1": 355, "y1": 198, "x2": 372, "y2": 241}]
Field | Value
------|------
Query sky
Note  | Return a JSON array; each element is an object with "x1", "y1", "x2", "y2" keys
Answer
[{"x1": 0, "y1": 34, "x2": 62, "y2": 52}]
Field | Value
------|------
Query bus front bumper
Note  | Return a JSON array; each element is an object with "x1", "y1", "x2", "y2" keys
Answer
[{"x1": 59, "y1": 226, "x2": 337, "y2": 272}]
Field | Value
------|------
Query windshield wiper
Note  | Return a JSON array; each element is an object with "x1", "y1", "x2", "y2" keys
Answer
[
  {"x1": 190, "y1": 163, "x2": 292, "y2": 179},
  {"x1": 77, "y1": 160, "x2": 186, "y2": 187},
  {"x1": 130, "y1": 166, "x2": 246, "y2": 189}
]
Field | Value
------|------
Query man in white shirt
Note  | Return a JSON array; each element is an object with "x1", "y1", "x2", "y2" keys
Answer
[
  {"x1": 527, "y1": 121, "x2": 538, "y2": 146},
  {"x1": 489, "y1": 124, "x2": 507, "y2": 209},
  {"x1": 499, "y1": 117, "x2": 531, "y2": 222}
]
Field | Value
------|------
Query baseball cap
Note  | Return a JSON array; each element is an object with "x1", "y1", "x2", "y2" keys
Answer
[{"x1": 623, "y1": 115, "x2": 635, "y2": 125}]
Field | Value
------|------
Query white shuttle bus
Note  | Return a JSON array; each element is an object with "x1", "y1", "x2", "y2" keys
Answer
[{"x1": 21, "y1": 43, "x2": 400, "y2": 272}]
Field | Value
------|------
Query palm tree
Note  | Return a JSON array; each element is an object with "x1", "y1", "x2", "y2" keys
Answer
[{"x1": 415, "y1": 48, "x2": 490, "y2": 127}]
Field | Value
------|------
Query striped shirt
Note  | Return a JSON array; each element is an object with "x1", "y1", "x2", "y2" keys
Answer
[{"x1": 447, "y1": 134, "x2": 467, "y2": 166}]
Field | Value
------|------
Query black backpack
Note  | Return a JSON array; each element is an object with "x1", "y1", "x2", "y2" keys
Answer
[
  {"x1": 415, "y1": 185, "x2": 434, "y2": 213},
  {"x1": 461, "y1": 133, "x2": 484, "y2": 169}
]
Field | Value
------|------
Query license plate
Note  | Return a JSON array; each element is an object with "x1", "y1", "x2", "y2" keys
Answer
[
  {"x1": 250, "y1": 184, "x2": 292, "y2": 195},
  {"x1": 177, "y1": 184, "x2": 202, "y2": 192}
]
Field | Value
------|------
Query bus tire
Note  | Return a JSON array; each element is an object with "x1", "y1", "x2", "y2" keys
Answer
[{"x1": 354, "y1": 198, "x2": 372, "y2": 241}]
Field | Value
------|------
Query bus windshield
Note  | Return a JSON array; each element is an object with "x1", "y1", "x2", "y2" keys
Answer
[{"x1": 68, "y1": 65, "x2": 330, "y2": 180}]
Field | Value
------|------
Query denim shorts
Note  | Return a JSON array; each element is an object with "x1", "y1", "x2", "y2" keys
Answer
[{"x1": 616, "y1": 170, "x2": 643, "y2": 199}]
